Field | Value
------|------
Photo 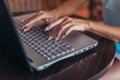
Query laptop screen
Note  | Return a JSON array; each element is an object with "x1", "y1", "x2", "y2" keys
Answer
[{"x1": 0, "y1": 0, "x2": 34, "y2": 73}]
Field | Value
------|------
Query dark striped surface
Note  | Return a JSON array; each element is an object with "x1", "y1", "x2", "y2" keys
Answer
[
  {"x1": 7, "y1": 0, "x2": 42, "y2": 13},
  {"x1": 0, "y1": 37, "x2": 115, "y2": 80}
]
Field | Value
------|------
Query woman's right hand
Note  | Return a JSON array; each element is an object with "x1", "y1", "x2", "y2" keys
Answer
[{"x1": 22, "y1": 10, "x2": 59, "y2": 32}]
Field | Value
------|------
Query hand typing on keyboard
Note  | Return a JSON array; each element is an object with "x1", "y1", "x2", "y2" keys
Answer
[
  {"x1": 22, "y1": 11, "x2": 59, "y2": 32},
  {"x1": 16, "y1": 26, "x2": 75, "y2": 60},
  {"x1": 45, "y1": 17, "x2": 88, "y2": 41}
]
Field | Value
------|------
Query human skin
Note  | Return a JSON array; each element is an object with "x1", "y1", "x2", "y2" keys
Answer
[{"x1": 22, "y1": 0, "x2": 120, "y2": 42}]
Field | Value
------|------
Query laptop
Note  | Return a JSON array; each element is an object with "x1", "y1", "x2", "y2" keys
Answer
[{"x1": 0, "y1": 0, "x2": 98, "y2": 73}]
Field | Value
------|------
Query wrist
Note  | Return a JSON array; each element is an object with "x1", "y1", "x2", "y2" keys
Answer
[
  {"x1": 85, "y1": 20, "x2": 92, "y2": 31},
  {"x1": 85, "y1": 20, "x2": 100, "y2": 34}
]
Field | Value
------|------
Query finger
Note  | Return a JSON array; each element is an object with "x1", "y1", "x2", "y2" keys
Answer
[
  {"x1": 45, "y1": 17, "x2": 66, "y2": 31},
  {"x1": 48, "y1": 30, "x2": 54, "y2": 40},
  {"x1": 62, "y1": 26, "x2": 73, "y2": 39},
  {"x1": 23, "y1": 18, "x2": 38, "y2": 32},
  {"x1": 48, "y1": 36, "x2": 52, "y2": 40},
  {"x1": 58, "y1": 17, "x2": 72, "y2": 28},
  {"x1": 48, "y1": 25, "x2": 59, "y2": 41},
  {"x1": 23, "y1": 23, "x2": 33, "y2": 32},
  {"x1": 22, "y1": 11, "x2": 44, "y2": 22},
  {"x1": 51, "y1": 27, "x2": 59, "y2": 41},
  {"x1": 57, "y1": 22, "x2": 72, "y2": 40},
  {"x1": 22, "y1": 15, "x2": 38, "y2": 30},
  {"x1": 22, "y1": 24, "x2": 29, "y2": 30},
  {"x1": 22, "y1": 16, "x2": 42, "y2": 31},
  {"x1": 33, "y1": 20, "x2": 45, "y2": 27},
  {"x1": 22, "y1": 17, "x2": 46, "y2": 32},
  {"x1": 33, "y1": 11, "x2": 52, "y2": 24},
  {"x1": 54, "y1": 17, "x2": 72, "y2": 40},
  {"x1": 22, "y1": 11, "x2": 45, "y2": 29},
  {"x1": 22, "y1": 13, "x2": 37, "y2": 22},
  {"x1": 47, "y1": 17, "x2": 72, "y2": 40},
  {"x1": 37, "y1": 11, "x2": 44, "y2": 15}
]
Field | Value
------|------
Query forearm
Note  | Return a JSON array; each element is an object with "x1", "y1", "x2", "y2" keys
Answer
[
  {"x1": 51, "y1": 0, "x2": 88, "y2": 18},
  {"x1": 87, "y1": 21, "x2": 120, "y2": 42}
]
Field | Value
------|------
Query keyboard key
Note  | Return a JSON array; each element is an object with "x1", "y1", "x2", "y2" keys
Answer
[{"x1": 48, "y1": 53, "x2": 56, "y2": 59}]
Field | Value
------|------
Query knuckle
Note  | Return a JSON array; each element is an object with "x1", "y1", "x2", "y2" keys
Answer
[
  {"x1": 71, "y1": 20, "x2": 74, "y2": 25},
  {"x1": 66, "y1": 17, "x2": 71, "y2": 21},
  {"x1": 63, "y1": 16, "x2": 68, "y2": 20},
  {"x1": 67, "y1": 17, "x2": 70, "y2": 20},
  {"x1": 68, "y1": 26, "x2": 73, "y2": 30},
  {"x1": 64, "y1": 16, "x2": 68, "y2": 19},
  {"x1": 64, "y1": 31, "x2": 67, "y2": 34},
  {"x1": 39, "y1": 11, "x2": 44, "y2": 14},
  {"x1": 30, "y1": 21, "x2": 34, "y2": 24},
  {"x1": 60, "y1": 26, "x2": 65, "y2": 30},
  {"x1": 37, "y1": 11, "x2": 45, "y2": 16},
  {"x1": 64, "y1": 31, "x2": 68, "y2": 36}
]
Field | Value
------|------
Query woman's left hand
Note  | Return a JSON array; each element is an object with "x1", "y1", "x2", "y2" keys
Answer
[{"x1": 45, "y1": 16, "x2": 90, "y2": 41}]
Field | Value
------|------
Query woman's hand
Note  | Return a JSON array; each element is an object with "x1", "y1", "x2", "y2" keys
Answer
[
  {"x1": 45, "y1": 17, "x2": 90, "y2": 41},
  {"x1": 22, "y1": 11, "x2": 59, "y2": 32}
]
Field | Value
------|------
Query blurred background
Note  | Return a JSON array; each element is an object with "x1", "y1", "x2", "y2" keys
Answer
[{"x1": 7, "y1": 0, "x2": 103, "y2": 21}]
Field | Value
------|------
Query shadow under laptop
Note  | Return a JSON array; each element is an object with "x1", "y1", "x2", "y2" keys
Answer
[{"x1": 0, "y1": 43, "x2": 97, "y2": 80}]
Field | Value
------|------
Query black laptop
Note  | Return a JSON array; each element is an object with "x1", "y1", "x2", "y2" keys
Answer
[{"x1": 0, "y1": 0, "x2": 98, "y2": 73}]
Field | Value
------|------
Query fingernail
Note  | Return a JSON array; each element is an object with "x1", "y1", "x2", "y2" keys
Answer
[
  {"x1": 48, "y1": 36, "x2": 52, "y2": 40},
  {"x1": 55, "y1": 37, "x2": 59, "y2": 41},
  {"x1": 22, "y1": 26, "x2": 26, "y2": 29},
  {"x1": 23, "y1": 29, "x2": 26, "y2": 32},
  {"x1": 55, "y1": 38, "x2": 57, "y2": 41},
  {"x1": 62, "y1": 35, "x2": 65, "y2": 39},
  {"x1": 45, "y1": 27, "x2": 48, "y2": 31},
  {"x1": 25, "y1": 23, "x2": 29, "y2": 26},
  {"x1": 21, "y1": 19, "x2": 24, "y2": 22},
  {"x1": 23, "y1": 28, "x2": 28, "y2": 32},
  {"x1": 46, "y1": 18, "x2": 49, "y2": 22}
]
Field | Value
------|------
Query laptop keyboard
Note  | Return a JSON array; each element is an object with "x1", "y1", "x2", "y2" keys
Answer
[{"x1": 15, "y1": 19, "x2": 75, "y2": 60}]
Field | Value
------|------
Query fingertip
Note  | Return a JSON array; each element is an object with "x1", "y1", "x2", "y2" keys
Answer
[
  {"x1": 62, "y1": 35, "x2": 66, "y2": 39},
  {"x1": 22, "y1": 24, "x2": 27, "y2": 30},
  {"x1": 45, "y1": 25, "x2": 51, "y2": 31},
  {"x1": 25, "y1": 23, "x2": 29, "y2": 27},
  {"x1": 48, "y1": 36, "x2": 52, "y2": 40},
  {"x1": 21, "y1": 20, "x2": 24, "y2": 22},
  {"x1": 44, "y1": 27, "x2": 48, "y2": 31},
  {"x1": 24, "y1": 27, "x2": 31, "y2": 32},
  {"x1": 45, "y1": 26, "x2": 51, "y2": 31},
  {"x1": 21, "y1": 26, "x2": 25, "y2": 30},
  {"x1": 25, "y1": 22, "x2": 33, "y2": 28},
  {"x1": 23, "y1": 28, "x2": 27, "y2": 32},
  {"x1": 55, "y1": 37, "x2": 59, "y2": 41},
  {"x1": 21, "y1": 19, "x2": 25, "y2": 22},
  {"x1": 45, "y1": 18, "x2": 49, "y2": 22},
  {"x1": 46, "y1": 24, "x2": 53, "y2": 30},
  {"x1": 23, "y1": 24, "x2": 31, "y2": 32},
  {"x1": 21, "y1": 27, "x2": 25, "y2": 31}
]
